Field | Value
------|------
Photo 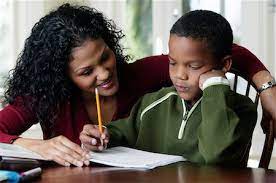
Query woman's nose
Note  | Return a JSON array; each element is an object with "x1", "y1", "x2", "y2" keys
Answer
[{"x1": 95, "y1": 66, "x2": 109, "y2": 81}]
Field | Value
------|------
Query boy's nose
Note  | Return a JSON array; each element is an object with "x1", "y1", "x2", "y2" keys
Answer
[{"x1": 176, "y1": 67, "x2": 188, "y2": 80}]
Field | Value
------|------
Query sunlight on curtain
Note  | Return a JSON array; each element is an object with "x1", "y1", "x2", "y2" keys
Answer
[
  {"x1": 126, "y1": 0, "x2": 152, "y2": 61},
  {"x1": 0, "y1": 0, "x2": 14, "y2": 83},
  {"x1": 190, "y1": 0, "x2": 241, "y2": 43},
  {"x1": 0, "y1": 0, "x2": 14, "y2": 106}
]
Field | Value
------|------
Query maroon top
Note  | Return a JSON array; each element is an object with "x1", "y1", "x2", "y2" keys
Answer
[{"x1": 0, "y1": 44, "x2": 266, "y2": 145}]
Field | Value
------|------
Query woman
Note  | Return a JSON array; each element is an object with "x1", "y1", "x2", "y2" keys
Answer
[{"x1": 0, "y1": 4, "x2": 275, "y2": 167}]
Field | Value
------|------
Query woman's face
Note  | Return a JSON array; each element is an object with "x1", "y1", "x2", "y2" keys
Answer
[{"x1": 68, "y1": 38, "x2": 119, "y2": 97}]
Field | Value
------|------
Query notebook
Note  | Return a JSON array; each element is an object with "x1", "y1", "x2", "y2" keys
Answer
[
  {"x1": 0, "y1": 143, "x2": 45, "y2": 160},
  {"x1": 89, "y1": 146, "x2": 186, "y2": 169},
  {"x1": 0, "y1": 143, "x2": 186, "y2": 169}
]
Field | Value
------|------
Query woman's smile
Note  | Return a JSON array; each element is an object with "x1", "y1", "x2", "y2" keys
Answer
[{"x1": 97, "y1": 77, "x2": 114, "y2": 90}]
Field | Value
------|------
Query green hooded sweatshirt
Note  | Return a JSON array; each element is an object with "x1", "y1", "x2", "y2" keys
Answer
[{"x1": 107, "y1": 84, "x2": 257, "y2": 167}]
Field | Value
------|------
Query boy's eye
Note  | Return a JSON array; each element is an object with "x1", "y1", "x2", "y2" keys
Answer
[{"x1": 189, "y1": 65, "x2": 202, "y2": 69}]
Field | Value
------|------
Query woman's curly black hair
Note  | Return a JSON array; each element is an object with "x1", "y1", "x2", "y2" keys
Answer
[{"x1": 4, "y1": 3, "x2": 129, "y2": 130}]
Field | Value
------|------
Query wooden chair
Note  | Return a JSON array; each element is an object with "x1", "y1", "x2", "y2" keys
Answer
[{"x1": 226, "y1": 72, "x2": 274, "y2": 169}]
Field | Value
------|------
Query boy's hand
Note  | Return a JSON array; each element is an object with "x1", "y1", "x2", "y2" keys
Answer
[
  {"x1": 79, "y1": 124, "x2": 109, "y2": 152},
  {"x1": 199, "y1": 69, "x2": 226, "y2": 90}
]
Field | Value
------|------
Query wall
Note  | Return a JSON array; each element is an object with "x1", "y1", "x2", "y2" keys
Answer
[{"x1": 241, "y1": 0, "x2": 275, "y2": 76}]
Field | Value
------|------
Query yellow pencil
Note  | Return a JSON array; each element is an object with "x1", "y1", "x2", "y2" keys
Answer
[{"x1": 95, "y1": 88, "x2": 103, "y2": 134}]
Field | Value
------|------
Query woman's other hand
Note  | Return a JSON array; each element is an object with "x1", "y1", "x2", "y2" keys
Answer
[{"x1": 13, "y1": 136, "x2": 90, "y2": 167}]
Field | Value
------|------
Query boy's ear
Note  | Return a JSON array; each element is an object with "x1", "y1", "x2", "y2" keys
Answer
[{"x1": 221, "y1": 55, "x2": 232, "y2": 73}]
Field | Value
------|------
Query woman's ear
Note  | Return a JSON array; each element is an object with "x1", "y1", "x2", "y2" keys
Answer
[{"x1": 221, "y1": 55, "x2": 232, "y2": 73}]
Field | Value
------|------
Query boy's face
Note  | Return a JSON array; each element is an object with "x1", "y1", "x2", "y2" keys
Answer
[{"x1": 168, "y1": 35, "x2": 218, "y2": 104}]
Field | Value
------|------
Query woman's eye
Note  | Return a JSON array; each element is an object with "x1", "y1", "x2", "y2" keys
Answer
[
  {"x1": 82, "y1": 69, "x2": 92, "y2": 76},
  {"x1": 169, "y1": 61, "x2": 176, "y2": 66},
  {"x1": 101, "y1": 52, "x2": 109, "y2": 62}
]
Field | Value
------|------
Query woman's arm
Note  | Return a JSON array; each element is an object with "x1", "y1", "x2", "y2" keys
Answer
[
  {"x1": 0, "y1": 103, "x2": 35, "y2": 143},
  {"x1": 231, "y1": 44, "x2": 276, "y2": 137},
  {"x1": 231, "y1": 44, "x2": 267, "y2": 80},
  {"x1": 252, "y1": 70, "x2": 276, "y2": 137},
  {"x1": 0, "y1": 103, "x2": 90, "y2": 167},
  {"x1": 13, "y1": 136, "x2": 90, "y2": 167}
]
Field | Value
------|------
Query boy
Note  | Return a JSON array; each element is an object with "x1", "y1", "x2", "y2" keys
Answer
[{"x1": 80, "y1": 10, "x2": 257, "y2": 167}]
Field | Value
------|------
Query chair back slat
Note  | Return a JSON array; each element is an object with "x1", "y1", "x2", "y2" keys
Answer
[
  {"x1": 254, "y1": 94, "x2": 259, "y2": 106},
  {"x1": 259, "y1": 119, "x2": 274, "y2": 168},
  {"x1": 233, "y1": 74, "x2": 238, "y2": 92},
  {"x1": 245, "y1": 82, "x2": 250, "y2": 97},
  {"x1": 227, "y1": 72, "x2": 274, "y2": 169}
]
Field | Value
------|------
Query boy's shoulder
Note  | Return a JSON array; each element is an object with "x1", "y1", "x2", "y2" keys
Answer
[
  {"x1": 205, "y1": 85, "x2": 256, "y2": 106},
  {"x1": 143, "y1": 86, "x2": 177, "y2": 98},
  {"x1": 136, "y1": 86, "x2": 179, "y2": 119},
  {"x1": 204, "y1": 84, "x2": 257, "y2": 112},
  {"x1": 228, "y1": 89, "x2": 257, "y2": 109},
  {"x1": 140, "y1": 86, "x2": 178, "y2": 105}
]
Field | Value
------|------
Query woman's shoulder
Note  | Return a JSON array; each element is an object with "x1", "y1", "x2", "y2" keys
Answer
[
  {"x1": 118, "y1": 55, "x2": 171, "y2": 94},
  {"x1": 122, "y1": 54, "x2": 169, "y2": 72},
  {"x1": 140, "y1": 86, "x2": 177, "y2": 104}
]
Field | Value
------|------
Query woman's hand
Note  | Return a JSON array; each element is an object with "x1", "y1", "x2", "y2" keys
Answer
[
  {"x1": 13, "y1": 136, "x2": 90, "y2": 167},
  {"x1": 79, "y1": 124, "x2": 109, "y2": 151},
  {"x1": 259, "y1": 88, "x2": 276, "y2": 137}
]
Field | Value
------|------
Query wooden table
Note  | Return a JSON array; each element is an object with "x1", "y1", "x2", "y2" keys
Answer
[{"x1": 36, "y1": 162, "x2": 276, "y2": 183}]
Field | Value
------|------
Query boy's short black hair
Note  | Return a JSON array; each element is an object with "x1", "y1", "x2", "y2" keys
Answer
[{"x1": 170, "y1": 10, "x2": 233, "y2": 60}]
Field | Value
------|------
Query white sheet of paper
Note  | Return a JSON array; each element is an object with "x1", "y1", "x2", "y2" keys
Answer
[
  {"x1": 0, "y1": 143, "x2": 45, "y2": 160},
  {"x1": 89, "y1": 146, "x2": 186, "y2": 169}
]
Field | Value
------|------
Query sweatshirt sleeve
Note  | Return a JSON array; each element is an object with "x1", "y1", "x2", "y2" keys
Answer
[
  {"x1": 198, "y1": 84, "x2": 257, "y2": 166},
  {"x1": 231, "y1": 44, "x2": 267, "y2": 80},
  {"x1": 0, "y1": 102, "x2": 37, "y2": 143},
  {"x1": 106, "y1": 98, "x2": 144, "y2": 147}
]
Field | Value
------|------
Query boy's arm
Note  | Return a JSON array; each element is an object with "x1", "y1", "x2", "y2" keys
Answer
[
  {"x1": 80, "y1": 97, "x2": 144, "y2": 151},
  {"x1": 198, "y1": 82, "x2": 257, "y2": 166},
  {"x1": 106, "y1": 98, "x2": 144, "y2": 148}
]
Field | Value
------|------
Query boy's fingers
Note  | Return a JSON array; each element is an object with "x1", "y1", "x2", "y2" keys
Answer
[
  {"x1": 102, "y1": 128, "x2": 109, "y2": 139},
  {"x1": 80, "y1": 124, "x2": 109, "y2": 152},
  {"x1": 104, "y1": 139, "x2": 109, "y2": 144},
  {"x1": 79, "y1": 133, "x2": 101, "y2": 146},
  {"x1": 101, "y1": 135, "x2": 109, "y2": 144},
  {"x1": 79, "y1": 132, "x2": 94, "y2": 145},
  {"x1": 98, "y1": 146, "x2": 104, "y2": 151},
  {"x1": 83, "y1": 124, "x2": 102, "y2": 138},
  {"x1": 91, "y1": 138, "x2": 97, "y2": 145},
  {"x1": 82, "y1": 143, "x2": 102, "y2": 151}
]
